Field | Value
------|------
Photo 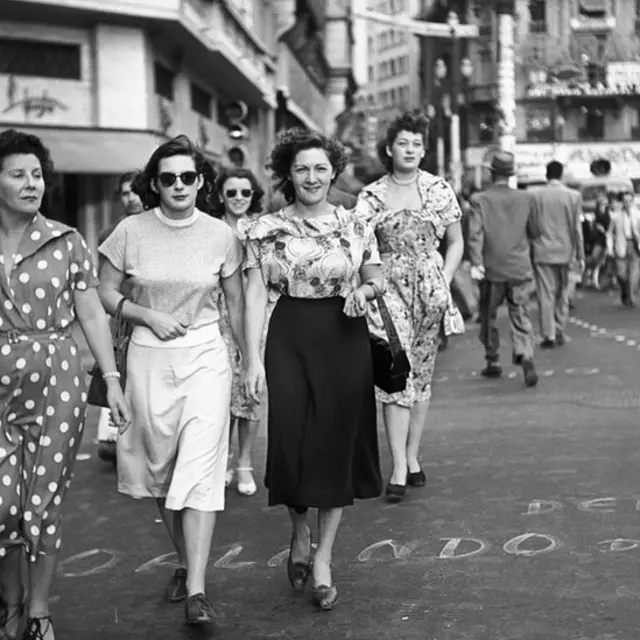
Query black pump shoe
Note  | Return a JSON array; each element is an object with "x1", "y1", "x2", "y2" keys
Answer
[
  {"x1": 164, "y1": 567, "x2": 187, "y2": 603},
  {"x1": 385, "y1": 483, "x2": 406, "y2": 503},
  {"x1": 287, "y1": 529, "x2": 312, "y2": 592},
  {"x1": 407, "y1": 469, "x2": 427, "y2": 487}
]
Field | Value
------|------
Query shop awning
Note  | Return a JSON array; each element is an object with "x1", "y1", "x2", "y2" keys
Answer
[{"x1": 0, "y1": 126, "x2": 170, "y2": 174}]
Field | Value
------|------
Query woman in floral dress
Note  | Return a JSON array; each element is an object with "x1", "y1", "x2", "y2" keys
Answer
[
  {"x1": 357, "y1": 110, "x2": 464, "y2": 503},
  {"x1": 243, "y1": 129, "x2": 383, "y2": 611},
  {"x1": 212, "y1": 167, "x2": 265, "y2": 496},
  {"x1": 0, "y1": 129, "x2": 130, "y2": 640}
]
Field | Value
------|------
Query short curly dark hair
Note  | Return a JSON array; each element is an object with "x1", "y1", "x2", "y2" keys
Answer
[
  {"x1": 0, "y1": 129, "x2": 54, "y2": 185},
  {"x1": 378, "y1": 109, "x2": 430, "y2": 172},
  {"x1": 210, "y1": 167, "x2": 265, "y2": 218},
  {"x1": 267, "y1": 128, "x2": 348, "y2": 204},
  {"x1": 134, "y1": 134, "x2": 217, "y2": 213}
]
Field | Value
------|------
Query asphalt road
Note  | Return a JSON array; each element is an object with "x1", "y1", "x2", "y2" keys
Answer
[{"x1": 37, "y1": 289, "x2": 640, "y2": 639}]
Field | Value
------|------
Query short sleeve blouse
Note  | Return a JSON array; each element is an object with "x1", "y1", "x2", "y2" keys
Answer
[
  {"x1": 242, "y1": 206, "x2": 381, "y2": 299},
  {"x1": 0, "y1": 214, "x2": 98, "y2": 334},
  {"x1": 98, "y1": 209, "x2": 242, "y2": 328}
]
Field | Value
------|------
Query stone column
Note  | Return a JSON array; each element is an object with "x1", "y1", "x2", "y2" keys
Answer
[
  {"x1": 496, "y1": 0, "x2": 517, "y2": 156},
  {"x1": 323, "y1": 0, "x2": 352, "y2": 134}
]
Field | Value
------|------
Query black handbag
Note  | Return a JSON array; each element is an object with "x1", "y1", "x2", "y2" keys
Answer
[
  {"x1": 368, "y1": 283, "x2": 411, "y2": 394},
  {"x1": 87, "y1": 297, "x2": 132, "y2": 407}
]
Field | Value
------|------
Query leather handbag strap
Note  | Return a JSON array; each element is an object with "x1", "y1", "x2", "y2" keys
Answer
[
  {"x1": 367, "y1": 282, "x2": 404, "y2": 358},
  {"x1": 114, "y1": 297, "x2": 129, "y2": 342}
]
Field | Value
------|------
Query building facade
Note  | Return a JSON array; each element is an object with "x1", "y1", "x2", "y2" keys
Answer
[
  {"x1": 463, "y1": 0, "x2": 640, "y2": 187},
  {"x1": 364, "y1": 0, "x2": 427, "y2": 135},
  {"x1": 0, "y1": 0, "x2": 355, "y2": 253}
]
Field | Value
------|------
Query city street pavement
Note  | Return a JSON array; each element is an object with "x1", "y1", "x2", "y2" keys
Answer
[{"x1": 48, "y1": 289, "x2": 640, "y2": 639}]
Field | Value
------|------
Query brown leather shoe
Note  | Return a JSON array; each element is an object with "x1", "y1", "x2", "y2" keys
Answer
[
  {"x1": 163, "y1": 567, "x2": 187, "y2": 603},
  {"x1": 185, "y1": 593, "x2": 215, "y2": 626}
]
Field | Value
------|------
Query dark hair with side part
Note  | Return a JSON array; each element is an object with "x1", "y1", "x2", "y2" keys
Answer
[
  {"x1": 0, "y1": 129, "x2": 54, "y2": 185},
  {"x1": 134, "y1": 134, "x2": 217, "y2": 213},
  {"x1": 267, "y1": 128, "x2": 349, "y2": 204},
  {"x1": 210, "y1": 166, "x2": 265, "y2": 218},
  {"x1": 378, "y1": 109, "x2": 430, "y2": 172},
  {"x1": 118, "y1": 171, "x2": 141, "y2": 194},
  {"x1": 546, "y1": 160, "x2": 564, "y2": 181}
]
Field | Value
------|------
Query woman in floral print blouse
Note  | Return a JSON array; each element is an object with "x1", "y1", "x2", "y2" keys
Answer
[
  {"x1": 242, "y1": 129, "x2": 383, "y2": 612},
  {"x1": 357, "y1": 110, "x2": 464, "y2": 503}
]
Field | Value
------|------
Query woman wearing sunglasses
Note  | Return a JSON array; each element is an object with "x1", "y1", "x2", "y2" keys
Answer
[
  {"x1": 98, "y1": 135, "x2": 245, "y2": 627},
  {"x1": 211, "y1": 167, "x2": 266, "y2": 496}
]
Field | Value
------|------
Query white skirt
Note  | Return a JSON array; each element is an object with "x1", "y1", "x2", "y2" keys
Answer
[{"x1": 117, "y1": 324, "x2": 231, "y2": 512}]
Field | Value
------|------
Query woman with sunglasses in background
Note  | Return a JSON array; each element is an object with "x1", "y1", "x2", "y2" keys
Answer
[
  {"x1": 98, "y1": 135, "x2": 245, "y2": 627},
  {"x1": 211, "y1": 167, "x2": 266, "y2": 496}
]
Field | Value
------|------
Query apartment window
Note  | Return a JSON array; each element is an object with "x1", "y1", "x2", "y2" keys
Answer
[
  {"x1": 525, "y1": 106, "x2": 554, "y2": 142},
  {"x1": 368, "y1": 65, "x2": 374, "y2": 83},
  {"x1": 0, "y1": 38, "x2": 81, "y2": 80},
  {"x1": 154, "y1": 62, "x2": 175, "y2": 101},
  {"x1": 190, "y1": 82, "x2": 212, "y2": 118},
  {"x1": 390, "y1": 59, "x2": 397, "y2": 76},
  {"x1": 391, "y1": 88, "x2": 397, "y2": 104},
  {"x1": 368, "y1": 36, "x2": 374, "y2": 52},
  {"x1": 529, "y1": 0, "x2": 547, "y2": 33},
  {"x1": 580, "y1": 107, "x2": 605, "y2": 140}
]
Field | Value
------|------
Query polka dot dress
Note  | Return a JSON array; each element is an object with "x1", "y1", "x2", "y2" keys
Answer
[{"x1": 0, "y1": 214, "x2": 98, "y2": 561}]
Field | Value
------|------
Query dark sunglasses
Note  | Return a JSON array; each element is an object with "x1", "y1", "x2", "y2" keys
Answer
[
  {"x1": 225, "y1": 188, "x2": 252, "y2": 198},
  {"x1": 157, "y1": 171, "x2": 199, "y2": 187}
]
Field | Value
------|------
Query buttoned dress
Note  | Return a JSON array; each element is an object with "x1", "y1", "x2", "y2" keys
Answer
[
  {"x1": 357, "y1": 173, "x2": 462, "y2": 408},
  {"x1": 0, "y1": 213, "x2": 97, "y2": 561}
]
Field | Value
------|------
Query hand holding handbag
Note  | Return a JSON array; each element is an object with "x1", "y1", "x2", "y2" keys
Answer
[
  {"x1": 87, "y1": 297, "x2": 132, "y2": 407},
  {"x1": 368, "y1": 282, "x2": 411, "y2": 394}
]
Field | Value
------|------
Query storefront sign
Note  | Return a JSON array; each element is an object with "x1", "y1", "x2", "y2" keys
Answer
[
  {"x1": 467, "y1": 142, "x2": 640, "y2": 179},
  {"x1": 607, "y1": 62, "x2": 640, "y2": 90}
]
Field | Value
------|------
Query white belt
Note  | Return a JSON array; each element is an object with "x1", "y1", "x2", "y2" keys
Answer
[{"x1": 131, "y1": 322, "x2": 221, "y2": 349}]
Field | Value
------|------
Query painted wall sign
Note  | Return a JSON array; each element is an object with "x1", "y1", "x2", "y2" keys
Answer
[{"x1": 3, "y1": 76, "x2": 68, "y2": 120}]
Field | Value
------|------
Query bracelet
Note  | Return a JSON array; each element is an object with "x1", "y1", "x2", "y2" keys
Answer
[{"x1": 102, "y1": 371, "x2": 121, "y2": 380}]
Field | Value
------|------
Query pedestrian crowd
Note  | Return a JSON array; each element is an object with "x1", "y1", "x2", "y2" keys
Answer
[{"x1": 0, "y1": 107, "x2": 620, "y2": 637}]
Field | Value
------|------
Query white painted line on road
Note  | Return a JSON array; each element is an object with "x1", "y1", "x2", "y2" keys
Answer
[
  {"x1": 628, "y1": 340, "x2": 637, "y2": 346},
  {"x1": 76, "y1": 453, "x2": 91, "y2": 461}
]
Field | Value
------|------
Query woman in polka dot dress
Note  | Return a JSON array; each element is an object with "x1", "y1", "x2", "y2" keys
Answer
[{"x1": 0, "y1": 130, "x2": 130, "y2": 640}]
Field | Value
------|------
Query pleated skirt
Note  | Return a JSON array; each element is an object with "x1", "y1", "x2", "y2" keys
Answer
[{"x1": 264, "y1": 296, "x2": 382, "y2": 509}]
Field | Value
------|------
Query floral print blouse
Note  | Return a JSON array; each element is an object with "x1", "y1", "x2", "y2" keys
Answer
[{"x1": 242, "y1": 206, "x2": 381, "y2": 299}]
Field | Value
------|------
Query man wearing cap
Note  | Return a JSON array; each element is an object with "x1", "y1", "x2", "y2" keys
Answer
[
  {"x1": 530, "y1": 160, "x2": 584, "y2": 346},
  {"x1": 467, "y1": 151, "x2": 540, "y2": 387}
]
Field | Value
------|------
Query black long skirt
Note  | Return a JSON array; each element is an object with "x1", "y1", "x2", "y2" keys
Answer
[{"x1": 264, "y1": 296, "x2": 382, "y2": 509}]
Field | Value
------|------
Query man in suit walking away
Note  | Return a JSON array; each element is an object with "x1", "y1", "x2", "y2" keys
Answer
[
  {"x1": 530, "y1": 161, "x2": 584, "y2": 347},
  {"x1": 608, "y1": 190, "x2": 640, "y2": 307},
  {"x1": 467, "y1": 151, "x2": 540, "y2": 388}
]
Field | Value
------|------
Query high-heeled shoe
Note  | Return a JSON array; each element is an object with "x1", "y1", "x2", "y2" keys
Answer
[
  {"x1": 236, "y1": 467, "x2": 257, "y2": 496},
  {"x1": 385, "y1": 482, "x2": 406, "y2": 503},
  {"x1": 407, "y1": 468, "x2": 427, "y2": 487},
  {"x1": 21, "y1": 616, "x2": 53, "y2": 640},
  {"x1": 0, "y1": 588, "x2": 26, "y2": 640},
  {"x1": 287, "y1": 528, "x2": 312, "y2": 592},
  {"x1": 312, "y1": 584, "x2": 338, "y2": 611}
]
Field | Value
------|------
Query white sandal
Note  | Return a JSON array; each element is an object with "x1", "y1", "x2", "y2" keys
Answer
[{"x1": 236, "y1": 467, "x2": 257, "y2": 496}]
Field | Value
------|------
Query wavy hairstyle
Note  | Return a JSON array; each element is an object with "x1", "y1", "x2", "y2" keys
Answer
[
  {"x1": 267, "y1": 128, "x2": 349, "y2": 204},
  {"x1": 0, "y1": 129, "x2": 54, "y2": 185},
  {"x1": 133, "y1": 135, "x2": 217, "y2": 213},
  {"x1": 210, "y1": 166, "x2": 265, "y2": 218},
  {"x1": 378, "y1": 109, "x2": 430, "y2": 172}
]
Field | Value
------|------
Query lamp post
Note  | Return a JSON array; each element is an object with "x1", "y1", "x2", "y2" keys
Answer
[
  {"x1": 448, "y1": 11, "x2": 463, "y2": 194},
  {"x1": 434, "y1": 57, "x2": 447, "y2": 179}
]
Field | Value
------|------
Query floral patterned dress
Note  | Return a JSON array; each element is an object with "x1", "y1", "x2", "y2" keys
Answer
[
  {"x1": 218, "y1": 219, "x2": 266, "y2": 422},
  {"x1": 357, "y1": 172, "x2": 462, "y2": 408}
]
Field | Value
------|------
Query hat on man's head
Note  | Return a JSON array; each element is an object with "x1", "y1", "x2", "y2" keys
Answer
[{"x1": 488, "y1": 150, "x2": 516, "y2": 176}]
